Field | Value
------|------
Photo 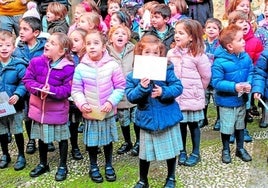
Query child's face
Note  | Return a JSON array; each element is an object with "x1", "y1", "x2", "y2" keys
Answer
[
  {"x1": 46, "y1": 11, "x2": 60, "y2": 22},
  {"x1": 108, "y1": 3, "x2": 120, "y2": 16},
  {"x1": 174, "y1": 23, "x2": 192, "y2": 48},
  {"x1": 70, "y1": 31, "x2": 85, "y2": 53},
  {"x1": 0, "y1": 37, "x2": 15, "y2": 62},
  {"x1": 19, "y1": 20, "x2": 39, "y2": 44},
  {"x1": 236, "y1": 0, "x2": 250, "y2": 15},
  {"x1": 151, "y1": 13, "x2": 169, "y2": 31},
  {"x1": 141, "y1": 44, "x2": 160, "y2": 56},
  {"x1": 228, "y1": 30, "x2": 245, "y2": 54},
  {"x1": 204, "y1": 22, "x2": 220, "y2": 40},
  {"x1": 235, "y1": 19, "x2": 249, "y2": 35},
  {"x1": 86, "y1": 33, "x2": 105, "y2": 61},
  {"x1": 168, "y1": 2, "x2": 177, "y2": 16},
  {"x1": 78, "y1": 16, "x2": 94, "y2": 31},
  {"x1": 110, "y1": 28, "x2": 129, "y2": 49},
  {"x1": 110, "y1": 14, "x2": 121, "y2": 28},
  {"x1": 44, "y1": 35, "x2": 64, "y2": 61},
  {"x1": 74, "y1": 6, "x2": 85, "y2": 23}
]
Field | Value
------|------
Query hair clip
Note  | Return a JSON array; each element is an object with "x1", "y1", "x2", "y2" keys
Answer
[{"x1": 81, "y1": 2, "x2": 92, "y2": 12}]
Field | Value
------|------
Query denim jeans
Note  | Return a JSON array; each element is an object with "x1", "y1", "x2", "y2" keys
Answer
[{"x1": 0, "y1": 14, "x2": 22, "y2": 36}]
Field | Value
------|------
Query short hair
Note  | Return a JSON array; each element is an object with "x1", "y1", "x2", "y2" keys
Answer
[
  {"x1": 20, "y1": 17, "x2": 42, "y2": 32},
  {"x1": 168, "y1": 0, "x2": 188, "y2": 15},
  {"x1": 0, "y1": 30, "x2": 15, "y2": 45},
  {"x1": 219, "y1": 24, "x2": 243, "y2": 49},
  {"x1": 228, "y1": 10, "x2": 248, "y2": 25},
  {"x1": 151, "y1": 4, "x2": 171, "y2": 19},
  {"x1": 47, "y1": 2, "x2": 68, "y2": 20},
  {"x1": 205, "y1": 18, "x2": 223, "y2": 31},
  {"x1": 134, "y1": 35, "x2": 166, "y2": 57},
  {"x1": 108, "y1": 25, "x2": 131, "y2": 41}
]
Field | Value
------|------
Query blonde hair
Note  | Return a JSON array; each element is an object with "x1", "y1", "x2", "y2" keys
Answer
[
  {"x1": 228, "y1": 10, "x2": 248, "y2": 24},
  {"x1": 0, "y1": 30, "x2": 15, "y2": 45},
  {"x1": 80, "y1": 12, "x2": 101, "y2": 31},
  {"x1": 47, "y1": 2, "x2": 68, "y2": 20}
]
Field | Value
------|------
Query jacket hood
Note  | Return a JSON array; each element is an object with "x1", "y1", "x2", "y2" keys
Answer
[
  {"x1": 9, "y1": 56, "x2": 28, "y2": 67},
  {"x1": 80, "y1": 50, "x2": 114, "y2": 67},
  {"x1": 107, "y1": 42, "x2": 134, "y2": 60},
  {"x1": 40, "y1": 55, "x2": 74, "y2": 69}
]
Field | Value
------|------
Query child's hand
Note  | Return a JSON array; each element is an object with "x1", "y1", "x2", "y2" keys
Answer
[
  {"x1": 8, "y1": 95, "x2": 19, "y2": 105},
  {"x1": 140, "y1": 78, "x2": 150, "y2": 88},
  {"x1": 41, "y1": 84, "x2": 50, "y2": 100},
  {"x1": 235, "y1": 83, "x2": 245, "y2": 93},
  {"x1": 101, "y1": 102, "x2": 112, "y2": 113},
  {"x1": 254, "y1": 93, "x2": 261, "y2": 99},
  {"x1": 81, "y1": 103, "x2": 92, "y2": 113},
  {"x1": 151, "y1": 84, "x2": 162, "y2": 98},
  {"x1": 243, "y1": 84, "x2": 251, "y2": 93}
]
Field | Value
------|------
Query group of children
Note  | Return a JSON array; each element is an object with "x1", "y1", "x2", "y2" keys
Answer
[{"x1": 0, "y1": 0, "x2": 268, "y2": 187}]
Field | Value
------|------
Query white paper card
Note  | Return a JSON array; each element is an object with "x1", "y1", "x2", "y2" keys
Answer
[
  {"x1": 133, "y1": 55, "x2": 167, "y2": 81},
  {"x1": 0, "y1": 92, "x2": 16, "y2": 118}
]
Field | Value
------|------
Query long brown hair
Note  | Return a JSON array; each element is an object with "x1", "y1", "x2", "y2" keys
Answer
[{"x1": 52, "y1": 32, "x2": 74, "y2": 62}]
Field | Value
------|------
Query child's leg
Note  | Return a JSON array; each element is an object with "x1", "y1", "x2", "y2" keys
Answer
[
  {"x1": 55, "y1": 140, "x2": 68, "y2": 181},
  {"x1": 117, "y1": 125, "x2": 132, "y2": 154},
  {"x1": 235, "y1": 129, "x2": 252, "y2": 162},
  {"x1": 135, "y1": 159, "x2": 150, "y2": 186},
  {"x1": 214, "y1": 106, "x2": 221, "y2": 131},
  {"x1": 104, "y1": 142, "x2": 116, "y2": 182},
  {"x1": 69, "y1": 122, "x2": 83, "y2": 160},
  {"x1": 0, "y1": 133, "x2": 11, "y2": 168},
  {"x1": 180, "y1": 123, "x2": 187, "y2": 152},
  {"x1": 164, "y1": 157, "x2": 176, "y2": 187},
  {"x1": 188, "y1": 122, "x2": 200, "y2": 155},
  {"x1": 14, "y1": 133, "x2": 26, "y2": 170},
  {"x1": 25, "y1": 119, "x2": 36, "y2": 154},
  {"x1": 87, "y1": 146, "x2": 103, "y2": 183},
  {"x1": 221, "y1": 133, "x2": 231, "y2": 164},
  {"x1": 131, "y1": 123, "x2": 140, "y2": 156}
]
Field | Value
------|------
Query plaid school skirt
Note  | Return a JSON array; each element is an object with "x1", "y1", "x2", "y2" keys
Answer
[
  {"x1": 83, "y1": 116, "x2": 118, "y2": 147},
  {"x1": 0, "y1": 112, "x2": 24, "y2": 135},
  {"x1": 139, "y1": 123, "x2": 183, "y2": 161},
  {"x1": 31, "y1": 121, "x2": 70, "y2": 143},
  {"x1": 181, "y1": 110, "x2": 204, "y2": 123}
]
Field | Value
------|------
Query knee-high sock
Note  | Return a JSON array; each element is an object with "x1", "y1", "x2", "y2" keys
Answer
[
  {"x1": 0, "y1": 134, "x2": 9, "y2": 155},
  {"x1": 25, "y1": 119, "x2": 32, "y2": 139},
  {"x1": 180, "y1": 123, "x2": 187, "y2": 152},
  {"x1": 14, "y1": 133, "x2": 24, "y2": 156},
  {"x1": 38, "y1": 139, "x2": 48, "y2": 165},
  {"x1": 189, "y1": 122, "x2": 200, "y2": 155},
  {"x1": 87, "y1": 146, "x2": 98, "y2": 167},
  {"x1": 69, "y1": 122, "x2": 79, "y2": 150},
  {"x1": 104, "y1": 142, "x2": 113, "y2": 166},
  {"x1": 166, "y1": 157, "x2": 176, "y2": 179},
  {"x1": 235, "y1": 129, "x2": 244, "y2": 150},
  {"x1": 221, "y1": 133, "x2": 230, "y2": 151},
  {"x1": 121, "y1": 125, "x2": 131, "y2": 144},
  {"x1": 134, "y1": 123, "x2": 140, "y2": 142},
  {"x1": 139, "y1": 159, "x2": 150, "y2": 183},
  {"x1": 59, "y1": 140, "x2": 68, "y2": 167}
]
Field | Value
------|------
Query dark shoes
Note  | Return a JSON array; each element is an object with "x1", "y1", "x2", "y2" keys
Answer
[
  {"x1": 198, "y1": 119, "x2": 208, "y2": 128},
  {"x1": 7, "y1": 132, "x2": 12, "y2": 143},
  {"x1": 259, "y1": 119, "x2": 268, "y2": 128},
  {"x1": 78, "y1": 123, "x2": 84, "y2": 133},
  {"x1": 55, "y1": 166, "x2": 68, "y2": 181},
  {"x1": 14, "y1": 155, "x2": 26, "y2": 171},
  {"x1": 213, "y1": 119, "x2": 220, "y2": 131},
  {"x1": 246, "y1": 110, "x2": 253, "y2": 123},
  {"x1": 131, "y1": 142, "x2": 139, "y2": 156},
  {"x1": 26, "y1": 139, "x2": 36, "y2": 154},
  {"x1": 164, "y1": 177, "x2": 176, "y2": 188},
  {"x1": 105, "y1": 166, "x2": 116, "y2": 182},
  {"x1": 48, "y1": 142, "x2": 55, "y2": 152},
  {"x1": 184, "y1": 153, "x2": 201, "y2": 167},
  {"x1": 178, "y1": 151, "x2": 187, "y2": 165},
  {"x1": 244, "y1": 129, "x2": 253, "y2": 143},
  {"x1": 0, "y1": 154, "x2": 11, "y2": 169},
  {"x1": 89, "y1": 166, "x2": 103, "y2": 183},
  {"x1": 236, "y1": 148, "x2": 252, "y2": 162},
  {"x1": 71, "y1": 148, "x2": 83, "y2": 160},
  {"x1": 30, "y1": 164, "x2": 50, "y2": 177},
  {"x1": 222, "y1": 150, "x2": 231, "y2": 164},
  {"x1": 134, "y1": 180, "x2": 149, "y2": 188},
  {"x1": 117, "y1": 142, "x2": 132, "y2": 154},
  {"x1": 250, "y1": 106, "x2": 260, "y2": 116}
]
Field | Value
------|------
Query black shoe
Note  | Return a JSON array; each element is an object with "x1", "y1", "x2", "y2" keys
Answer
[
  {"x1": 251, "y1": 106, "x2": 260, "y2": 116},
  {"x1": 222, "y1": 150, "x2": 231, "y2": 164},
  {"x1": 48, "y1": 143, "x2": 55, "y2": 152},
  {"x1": 117, "y1": 142, "x2": 132, "y2": 154},
  {"x1": 105, "y1": 166, "x2": 116, "y2": 182},
  {"x1": 97, "y1": 147, "x2": 102, "y2": 154},
  {"x1": 134, "y1": 180, "x2": 149, "y2": 188},
  {"x1": 30, "y1": 164, "x2": 50, "y2": 177},
  {"x1": 55, "y1": 166, "x2": 68, "y2": 181},
  {"x1": 213, "y1": 119, "x2": 220, "y2": 131},
  {"x1": 71, "y1": 148, "x2": 83, "y2": 160},
  {"x1": 198, "y1": 119, "x2": 208, "y2": 128},
  {"x1": 89, "y1": 167, "x2": 103, "y2": 183},
  {"x1": 26, "y1": 139, "x2": 36, "y2": 154},
  {"x1": 78, "y1": 124, "x2": 84, "y2": 133},
  {"x1": 7, "y1": 132, "x2": 12, "y2": 143},
  {"x1": 236, "y1": 148, "x2": 252, "y2": 162},
  {"x1": 131, "y1": 142, "x2": 139, "y2": 156},
  {"x1": 164, "y1": 177, "x2": 176, "y2": 188},
  {"x1": 259, "y1": 119, "x2": 268, "y2": 128},
  {"x1": 0, "y1": 154, "x2": 11, "y2": 169},
  {"x1": 14, "y1": 155, "x2": 26, "y2": 171},
  {"x1": 246, "y1": 110, "x2": 253, "y2": 123}
]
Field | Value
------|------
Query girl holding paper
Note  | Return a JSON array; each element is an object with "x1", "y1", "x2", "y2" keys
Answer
[
  {"x1": 71, "y1": 30, "x2": 125, "y2": 183},
  {"x1": 126, "y1": 34, "x2": 183, "y2": 188}
]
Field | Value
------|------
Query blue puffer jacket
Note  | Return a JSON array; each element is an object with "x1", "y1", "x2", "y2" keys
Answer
[
  {"x1": 211, "y1": 45, "x2": 253, "y2": 107},
  {"x1": 13, "y1": 37, "x2": 46, "y2": 64},
  {"x1": 252, "y1": 50, "x2": 268, "y2": 99},
  {"x1": 0, "y1": 56, "x2": 28, "y2": 111},
  {"x1": 126, "y1": 63, "x2": 183, "y2": 132}
]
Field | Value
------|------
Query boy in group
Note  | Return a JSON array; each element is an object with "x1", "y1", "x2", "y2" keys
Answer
[
  {"x1": 228, "y1": 10, "x2": 263, "y2": 143},
  {"x1": 13, "y1": 16, "x2": 55, "y2": 154},
  {"x1": 144, "y1": 3, "x2": 174, "y2": 53},
  {"x1": 211, "y1": 24, "x2": 253, "y2": 164}
]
